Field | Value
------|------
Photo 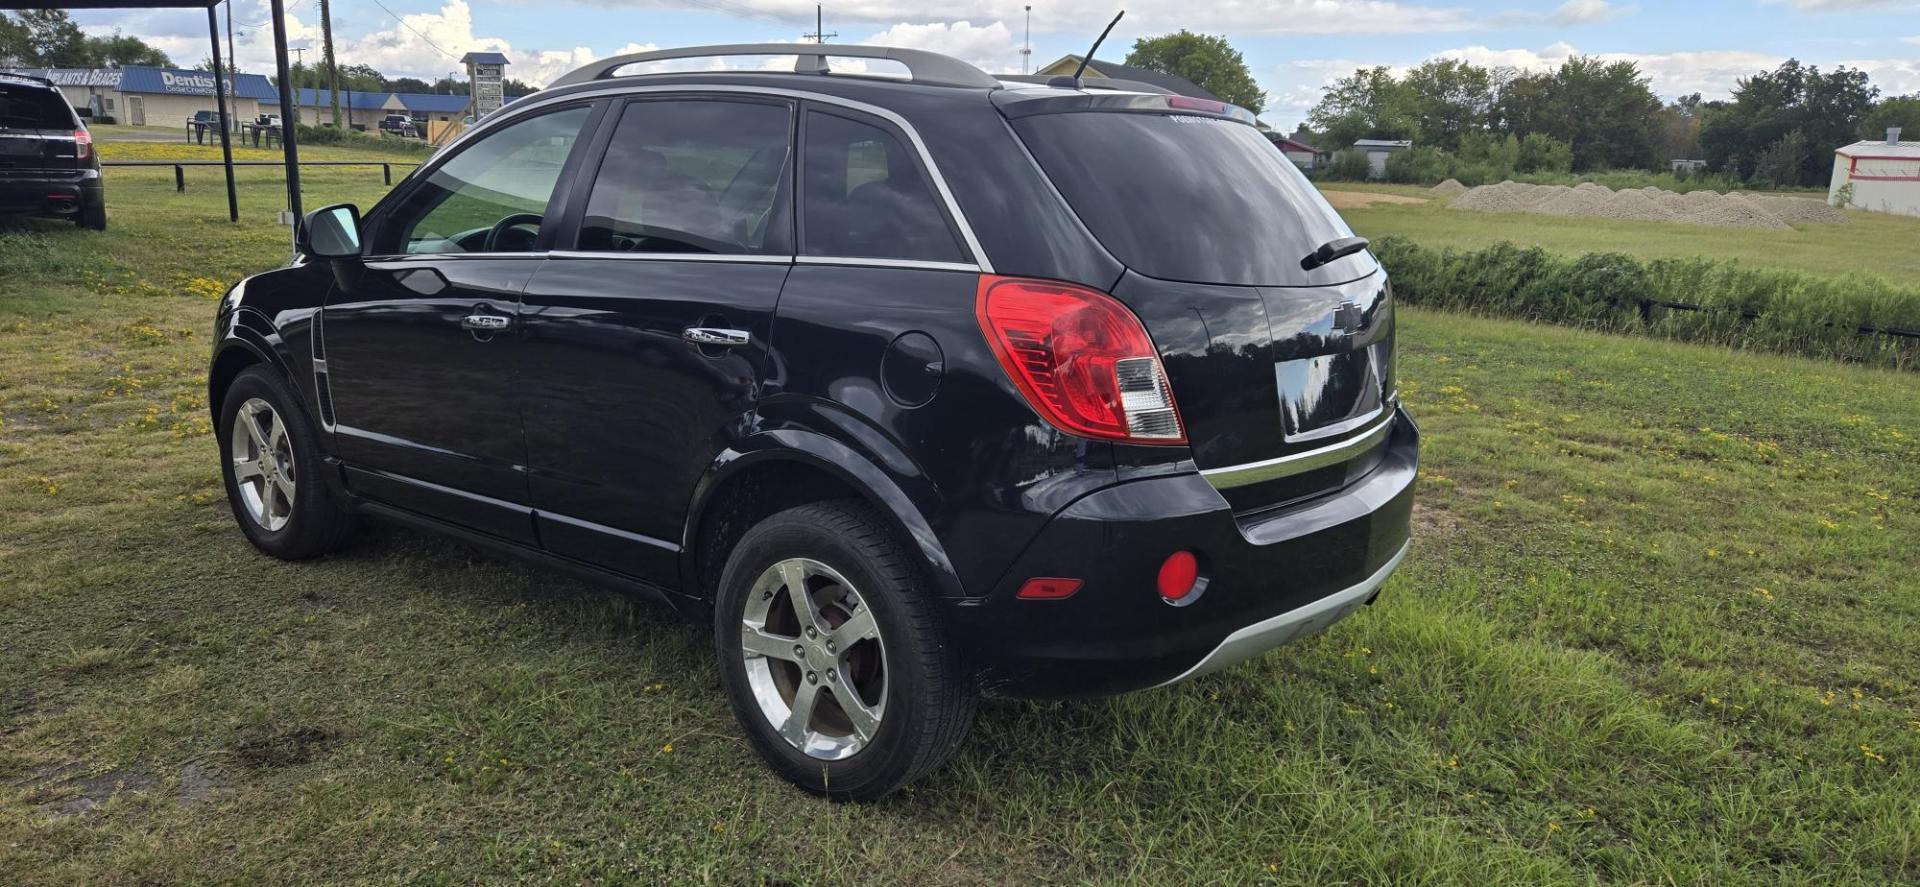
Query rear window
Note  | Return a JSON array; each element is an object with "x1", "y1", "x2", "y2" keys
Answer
[
  {"x1": 0, "y1": 85, "x2": 76, "y2": 130},
  {"x1": 1012, "y1": 111, "x2": 1376, "y2": 287}
]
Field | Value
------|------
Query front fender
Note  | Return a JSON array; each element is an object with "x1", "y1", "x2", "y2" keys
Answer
[
  {"x1": 208, "y1": 307, "x2": 297, "y2": 412},
  {"x1": 682, "y1": 424, "x2": 965, "y2": 600}
]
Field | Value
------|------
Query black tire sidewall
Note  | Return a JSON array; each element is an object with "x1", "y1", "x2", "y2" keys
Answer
[
  {"x1": 713, "y1": 504, "x2": 944, "y2": 799},
  {"x1": 217, "y1": 366, "x2": 342, "y2": 559}
]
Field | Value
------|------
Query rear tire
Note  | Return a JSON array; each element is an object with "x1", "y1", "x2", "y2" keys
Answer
[
  {"x1": 714, "y1": 501, "x2": 977, "y2": 801},
  {"x1": 77, "y1": 203, "x2": 105, "y2": 231},
  {"x1": 217, "y1": 366, "x2": 354, "y2": 560}
]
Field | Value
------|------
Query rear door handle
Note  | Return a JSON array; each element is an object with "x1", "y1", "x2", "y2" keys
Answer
[
  {"x1": 683, "y1": 327, "x2": 751, "y2": 347},
  {"x1": 462, "y1": 314, "x2": 511, "y2": 332}
]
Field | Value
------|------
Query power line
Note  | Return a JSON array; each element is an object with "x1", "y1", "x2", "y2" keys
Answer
[{"x1": 363, "y1": 0, "x2": 465, "y2": 63}]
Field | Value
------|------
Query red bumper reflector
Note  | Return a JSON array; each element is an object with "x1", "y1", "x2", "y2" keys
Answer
[
  {"x1": 1157, "y1": 551, "x2": 1200, "y2": 601},
  {"x1": 1017, "y1": 577, "x2": 1083, "y2": 600}
]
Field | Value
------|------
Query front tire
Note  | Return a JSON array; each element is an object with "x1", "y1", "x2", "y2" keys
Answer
[
  {"x1": 217, "y1": 365, "x2": 354, "y2": 560},
  {"x1": 714, "y1": 501, "x2": 977, "y2": 801}
]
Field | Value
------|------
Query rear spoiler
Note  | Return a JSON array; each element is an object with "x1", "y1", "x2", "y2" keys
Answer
[{"x1": 995, "y1": 73, "x2": 1174, "y2": 96}]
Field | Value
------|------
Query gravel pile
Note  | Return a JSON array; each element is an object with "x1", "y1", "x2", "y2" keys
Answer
[
  {"x1": 1447, "y1": 181, "x2": 1844, "y2": 230},
  {"x1": 1432, "y1": 178, "x2": 1470, "y2": 196}
]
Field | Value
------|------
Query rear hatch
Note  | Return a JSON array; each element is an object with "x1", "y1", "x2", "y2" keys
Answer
[
  {"x1": 1002, "y1": 92, "x2": 1395, "y2": 512},
  {"x1": 0, "y1": 80, "x2": 84, "y2": 177}
]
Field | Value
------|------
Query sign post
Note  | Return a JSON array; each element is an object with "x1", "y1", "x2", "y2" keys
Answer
[{"x1": 461, "y1": 52, "x2": 509, "y2": 121}]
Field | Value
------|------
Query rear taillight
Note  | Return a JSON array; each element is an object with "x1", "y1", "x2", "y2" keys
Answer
[
  {"x1": 73, "y1": 127, "x2": 92, "y2": 161},
  {"x1": 975, "y1": 275, "x2": 1186, "y2": 445}
]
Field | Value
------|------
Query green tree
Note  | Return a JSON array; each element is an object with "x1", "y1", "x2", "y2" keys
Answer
[
  {"x1": 1308, "y1": 66, "x2": 1417, "y2": 149},
  {"x1": 89, "y1": 31, "x2": 170, "y2": 67},
  {"x1": 1123, "y1": 30, "x2": 1265, "y2": 114},
  {"x1": 1861, "y1": 95, "x2": 1920, "y2": 141},
  {"x1": 1517, "y1": 132, "x2": 1573, "y2": 173},
  {"x1": 1751, "y1": 129, "x2": 1809, "y2": 187},
  {"x1": 0, "y1": 13, "x2": 32, "y2": 66},
  {"x1": 1700, "y1": 60, "x2": 1878, "y2": 184},
  {"x1": 1401, "y1": 58, "x2": 1493, "y2": 152},
  {"x1": 15, "y1": 8, "x2": 86, "y2": 66}
]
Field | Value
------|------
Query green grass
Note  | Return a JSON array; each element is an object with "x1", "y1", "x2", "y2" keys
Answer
[
  {"x1": 1324, "y1": 184, "x2": 1920, "y2": 283},
  {"x1": 1, "y1": 151, "x2": 1917, "y2": 883}
]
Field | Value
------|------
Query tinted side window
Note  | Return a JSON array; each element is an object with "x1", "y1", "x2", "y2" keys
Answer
[
  {"x1": 801, "y1": 110, "x2": 963, "y2": 263},
  {"x1": 578, "y1": 99, "x2": 792, "y2": 254},
  {"x1": 374, "y1": 106, "x2": 591, "y2": 255}
]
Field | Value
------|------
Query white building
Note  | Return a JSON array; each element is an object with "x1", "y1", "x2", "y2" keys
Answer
[
  {"x1": 1829, "y1": 128, "x2": 1920, "y2": 218},
  {"x1": 1352, "y1": 139, "x2": 1412, "y2": 180}
]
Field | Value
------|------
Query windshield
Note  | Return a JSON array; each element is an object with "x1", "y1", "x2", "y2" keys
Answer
[
  {"x1": 1012, "y1": 111, "x2": 1377, "y2": 288},
  {"x1": 0, "y1": 84, "x2": 76, "y2": 130}
]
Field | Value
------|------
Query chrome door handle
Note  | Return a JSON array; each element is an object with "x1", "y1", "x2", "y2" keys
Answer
[
  {"x1": 461, "y1": 314, "x2": 511, "y2": 331},
  {"x1": 683, "y1": 327, "x2": 751, "y2": 347}
]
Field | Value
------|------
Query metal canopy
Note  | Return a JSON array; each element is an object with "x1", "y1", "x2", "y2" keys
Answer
[
  {"x1": 0, "y1": 0, "x2": 217, "y2": 6},
  {"x1": 1, "y1": 0, "x2": 306, "y2": 226}
]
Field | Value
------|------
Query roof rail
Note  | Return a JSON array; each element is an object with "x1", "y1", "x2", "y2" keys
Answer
[
  {"x1": 1, "y1": 71, "x2": 56, "y2": 86},
  {"x1": 548, "y1": 43, "x2": 1001, "y2": 90},
  {"x1": 995, "y1": 73, "x2": 1174, "y2": 95}
]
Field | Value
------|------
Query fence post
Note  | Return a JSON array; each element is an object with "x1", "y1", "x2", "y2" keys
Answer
[
  {"x1": 383, "y1": 163, "x2": 391, "y2": 185},
  {"x1": 175, "y1": 165, "x2": 185, "y2": 193}
]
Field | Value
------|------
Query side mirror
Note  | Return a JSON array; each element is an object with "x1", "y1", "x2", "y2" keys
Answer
[{"x1": 302, "y1": 203, "x2": 362, "y2": 259}]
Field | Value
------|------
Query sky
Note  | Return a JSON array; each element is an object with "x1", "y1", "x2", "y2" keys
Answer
[{"x1": 60, "y1": 0, "x2": 1920, "y2": 128}]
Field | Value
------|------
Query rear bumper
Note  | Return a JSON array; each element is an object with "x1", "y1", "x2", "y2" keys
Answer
[
  {"x1": 0, "y1": 170, "x2": 102, "y2": 217},
  {"x1": 950, "y1": 406, "x2": 1418, "y2": 697}
]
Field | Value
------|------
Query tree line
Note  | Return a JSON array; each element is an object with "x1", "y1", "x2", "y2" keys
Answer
[
  {"x1": 1, "y1": 9, "x2": 171, "y2": 69},
  {"x1": 1304, "y1": 56, "x2": 1920, "y2": 187}
]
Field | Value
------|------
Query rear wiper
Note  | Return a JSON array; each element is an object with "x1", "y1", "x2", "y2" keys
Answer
[{"x1": 1301, "y1": 236, "x2": 1370, "y2": 271}]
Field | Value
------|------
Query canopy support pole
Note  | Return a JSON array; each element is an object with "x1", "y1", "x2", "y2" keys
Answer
[
  {"x1": 268, "y1": 0, "x2": 302, "y2": 231},
  {"x1": 207, "y1": 4, "x2": 237, "y2": 222}
]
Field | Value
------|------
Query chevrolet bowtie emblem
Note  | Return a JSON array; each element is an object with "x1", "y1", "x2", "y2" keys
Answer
[{"x1": 1332, "y1": 300, "x2": 1363, "y2": 334}]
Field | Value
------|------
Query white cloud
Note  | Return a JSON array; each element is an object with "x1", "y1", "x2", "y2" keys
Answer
[
  {"x1": 1771, "y1": 0, "x2": 1920, "y2": 8},
  {"x1": 582, "y1": 0, "x2": 1492, "y2": 36},
  {"x1": 1549, "y1": 0, "x2": 1631, "y2": 25},
  {"x1": 859, "y1": 21, "x2": 1019, "y2": 72}
]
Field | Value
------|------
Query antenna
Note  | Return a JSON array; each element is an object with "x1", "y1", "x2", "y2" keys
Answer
[
  {"x1": 1069, "y1": 10, "x2": 1122, "y2": 84},
  {"x1": 803, "y1": 4, "x2": 838, "y2": 44},
  {"x1": 1021, "y1": 5, "x2": 1032, "y2": 74}
]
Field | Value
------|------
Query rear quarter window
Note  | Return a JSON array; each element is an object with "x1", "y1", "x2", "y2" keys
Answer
[
  {"x1": 1012, "y1": 111, "x2": 1377, "y2": 288},
  {"x1": 0, "y1": 85, "x2": 76, "y2": 130}
]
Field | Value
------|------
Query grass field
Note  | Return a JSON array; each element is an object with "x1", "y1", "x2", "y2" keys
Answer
[
  {"x1": 1325, "y1": 183, "x2": 1920, "y2": 283},
  {"x1": 2, "y1": 145, "x2": 1918, "y2": 883}
]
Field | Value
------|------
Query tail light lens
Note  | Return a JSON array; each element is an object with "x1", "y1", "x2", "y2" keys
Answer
[
  {"x1": 73, "y1": 127, "x2": 92, "y2": 161},
  {"x1": 975, "y1": 275, "x2": 1186, "y2": 445}
]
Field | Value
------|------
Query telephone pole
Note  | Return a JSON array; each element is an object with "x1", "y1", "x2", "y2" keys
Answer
[
  {"x1": 802, "y1": 4, "x2": 836, "y2": 44},
  {"x1": 319, "y1": 0, "x2": 340, "y2": 128}
]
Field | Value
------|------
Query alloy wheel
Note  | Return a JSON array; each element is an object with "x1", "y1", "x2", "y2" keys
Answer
[
  {"x1": 740, "y1": 557, "x2": 889, "y2": 760},
  {"x1": 230, "y1": 397, "x2": 296, "y2": 532}
]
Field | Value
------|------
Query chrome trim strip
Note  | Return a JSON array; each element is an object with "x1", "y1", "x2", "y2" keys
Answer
[
  {"x1": 1200, "y1": 413, "x2": 1394, "y2": 490},
  {"x1": 1156, "y1": 540, "x2": 1409, "y2": 687},
  {"x1": 795, "y1": 255, "x2": 980, "y2": 273},
  {"x1": 536, "y1": 509, "x2": 682, "y2": 553},
  {"x1": 547, "y1": 250, "x2": 792, "y2": 264},
  {"x1": 441, "y1": 84, "x2": 996, "y2": 274}
]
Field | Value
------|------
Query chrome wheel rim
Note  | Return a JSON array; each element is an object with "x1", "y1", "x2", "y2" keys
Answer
[
  {"x1": 229, "y1": 397, "x2": 296, "y2": 532},
  {"x1": 741, "y1": 558, "x2": 888, "y2": 760}
]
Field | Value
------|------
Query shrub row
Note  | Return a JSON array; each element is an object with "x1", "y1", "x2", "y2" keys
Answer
[
  {"x1": 292, "y1": 124, "x2": 435, "y2": 156},
  {"x1": 1371, "y1": 236, "x2": 1920, "y2": 371}
]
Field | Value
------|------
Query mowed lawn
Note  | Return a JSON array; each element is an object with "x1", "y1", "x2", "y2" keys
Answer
[
  {"x1": 1325, "y1": 182, "x2": 1920, "y2": 283},
  {"x1": 1, "y1": 146, "x2": 1917, "y2": 883}
]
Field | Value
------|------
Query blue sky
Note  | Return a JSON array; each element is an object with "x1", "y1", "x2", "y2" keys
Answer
[{"x1": 65, "y1": 0, "x2": 1920, "y2": 127}]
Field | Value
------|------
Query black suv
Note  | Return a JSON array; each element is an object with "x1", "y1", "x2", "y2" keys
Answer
[
  {"x1": 210, "y1": 45, "x2": 1416, "y2": 800},
  {"x1": 0, "y1": 72, "x2": 104, "y2": 230}
]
